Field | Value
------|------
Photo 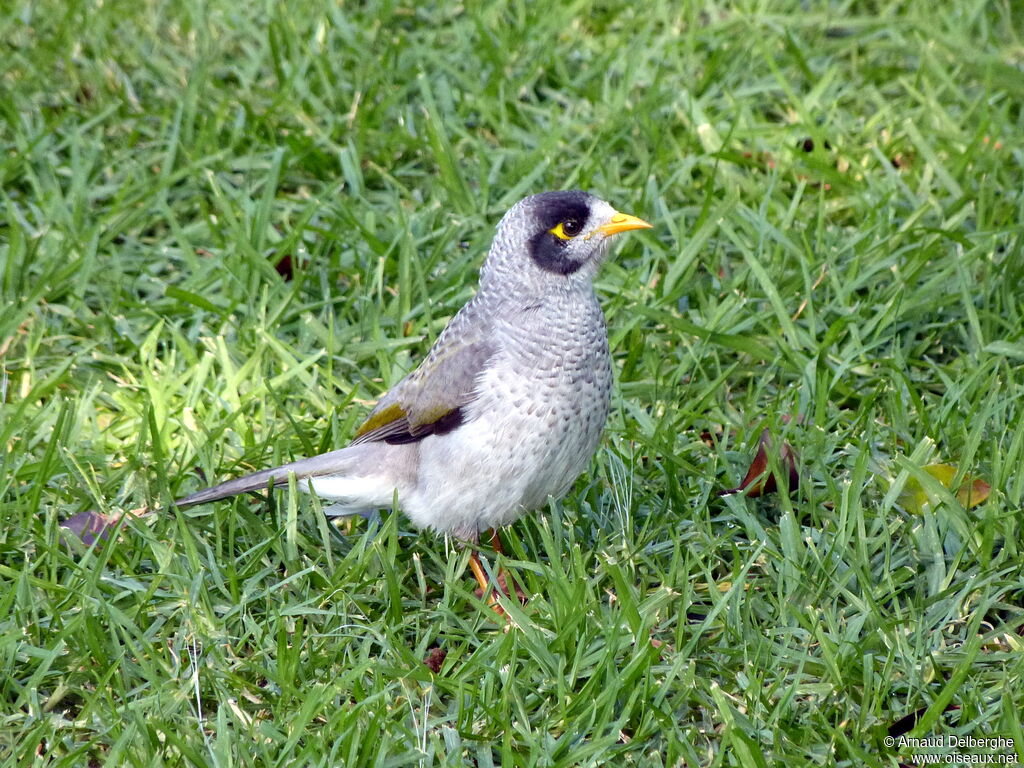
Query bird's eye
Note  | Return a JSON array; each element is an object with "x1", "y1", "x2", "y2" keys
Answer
[{"x1": 550, "y1": 218, "x2": 582, "y2": 240}]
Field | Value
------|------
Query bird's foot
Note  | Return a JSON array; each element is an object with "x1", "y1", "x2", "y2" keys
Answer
[
  {"x1": 473, "y1": 568, "x2": 528, "y2": 605},
  {"x1": 468, "y1": 550, "x2": 528, "y2": 619}
]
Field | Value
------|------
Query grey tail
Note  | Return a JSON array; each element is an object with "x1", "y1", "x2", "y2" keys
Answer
[
  {"x1": 174, "y1": 448, "x2": 356, "y2": 509},
  {"x1": 62, "y1": 447, "x2": 366, "y2": 546}
]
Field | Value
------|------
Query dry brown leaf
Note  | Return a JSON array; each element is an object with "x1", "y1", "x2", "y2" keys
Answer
[{"x1": 721, "y1": 428, "x2": 799, "y2": 497}]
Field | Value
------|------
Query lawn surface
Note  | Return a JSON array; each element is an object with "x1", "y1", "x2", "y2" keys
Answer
[{"x1": 2, "y1": 0, "x2": 1023, "y2": 765}]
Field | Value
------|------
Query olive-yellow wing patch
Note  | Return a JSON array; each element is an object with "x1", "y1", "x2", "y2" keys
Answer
[{"x1": 350, "y1": 337, "x2": 497, "y2": 446}]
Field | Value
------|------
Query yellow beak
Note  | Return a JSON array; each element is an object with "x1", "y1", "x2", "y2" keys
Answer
[{"x1": 591, "y1": 211, "x2": 653, "y2": 239}]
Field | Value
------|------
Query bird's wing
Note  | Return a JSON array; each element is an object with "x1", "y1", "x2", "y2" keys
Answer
[{"x1": 350, "y1": 333, "x2": 498, "y2": 445}]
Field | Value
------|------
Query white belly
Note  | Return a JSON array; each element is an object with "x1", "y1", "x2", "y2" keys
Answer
[{"x1": 402, "y1": 354, "x2": 610, "y2": 539}]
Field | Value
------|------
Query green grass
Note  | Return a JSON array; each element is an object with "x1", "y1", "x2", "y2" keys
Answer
[{"x1": 3, "y1": 0, "x2": 1023, "y2": 765}]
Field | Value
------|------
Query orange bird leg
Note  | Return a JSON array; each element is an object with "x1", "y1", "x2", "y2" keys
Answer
[
  {"x1": 488, "y1": 529, "x2": 528, "y2": 604},
  {"x1": 468, "y1": 550, "x2": 491, "y2": 596},
  {"x1": 469, "y1": 549, "x2": 506, "y2": 616},
  {"x1": 489, "y1": 529, "x2": 504, "y2": 554}
]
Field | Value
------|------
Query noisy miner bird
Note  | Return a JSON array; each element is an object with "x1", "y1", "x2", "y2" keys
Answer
[{"x1": 173, "y1": 191, "x2": 650, "y2": 606}]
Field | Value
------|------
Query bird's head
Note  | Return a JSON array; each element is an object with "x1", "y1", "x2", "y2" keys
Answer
[{"x1": 481, "y1": 190, "x2": 651, "y2": 292}]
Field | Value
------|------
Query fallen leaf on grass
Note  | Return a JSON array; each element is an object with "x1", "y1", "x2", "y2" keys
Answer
[
  {"x1": 274, "y1": 254, "x2": 300, "y2": 280},
  {"x1": 898, "y1": 464, "x2": 991, "y2": 514},
  {"x1": 720, "y1": 428, "x2": 799, "y2": 497},
  {"x1": 61, "y1": 506, "x2": 151, "y2": 546},
  {"x1": 424, "y1": 647, "x2": 447, "y2": 673}
]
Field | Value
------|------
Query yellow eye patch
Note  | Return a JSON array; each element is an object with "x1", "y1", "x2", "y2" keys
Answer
[
  {"x1": 549, "y1": 223, "x2": 571, "y2": 240},
  {"x1": 549, "y1": 218, "x2": 583, "y2": 240}
]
